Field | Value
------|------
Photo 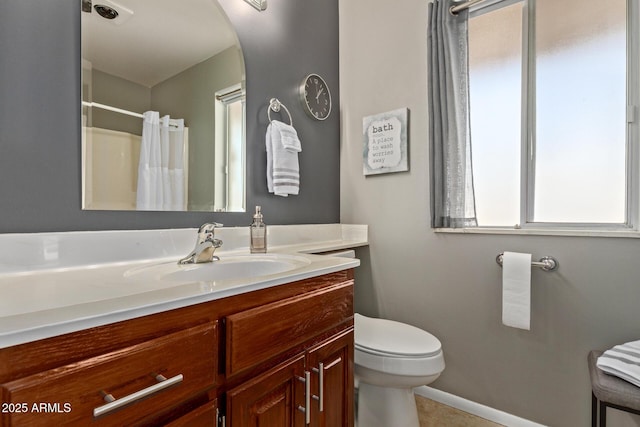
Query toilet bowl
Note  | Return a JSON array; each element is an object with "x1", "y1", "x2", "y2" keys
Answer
[{"x1": 355, "y1": 313, "x2": 445, "y2": 427}]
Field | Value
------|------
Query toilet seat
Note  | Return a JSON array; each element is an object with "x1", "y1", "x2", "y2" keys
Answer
[
  {"x1": 354, "y1": 314, "x2": 445, "y2": 377},
  {"x1": 355, "y1": 313, "x2": 442, "y2": 357}
]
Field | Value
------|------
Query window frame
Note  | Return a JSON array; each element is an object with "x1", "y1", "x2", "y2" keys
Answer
[
  {"x1": 213, "y1": 84, "x2": 246, "y2": 213},
  {"x1": 463, "y1": 0, "x2": 640, "y2": 234}
]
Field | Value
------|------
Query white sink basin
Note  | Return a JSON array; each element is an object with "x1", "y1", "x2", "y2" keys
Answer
[{"x1": 124, "y1": 253, "x2": 312, "y2": 284}]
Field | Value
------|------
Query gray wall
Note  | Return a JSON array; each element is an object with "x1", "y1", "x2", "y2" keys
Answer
[
  {"x1": 0, "y1": 0, "x2": 340, "y2": 233},
  {"x1": 152, "y1": 46, "x2": 243, "y2": 211},
  {"x1": 340, "y1": 1, "x2": 640, "y2": 426},
  {"x1": 92, "y1": 70, "x2": 149, "y2": 135}
]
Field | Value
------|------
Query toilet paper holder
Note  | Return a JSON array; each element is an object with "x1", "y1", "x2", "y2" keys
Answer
[{"x1": 496, "y1": 253, "x2": 558, "y2": 272}]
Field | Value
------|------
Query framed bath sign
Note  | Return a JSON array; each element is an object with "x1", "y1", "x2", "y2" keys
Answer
[{"x1": 362, "y1": 108, "x2": 409, "y2": 175}]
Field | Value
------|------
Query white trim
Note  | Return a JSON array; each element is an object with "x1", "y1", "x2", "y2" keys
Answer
[
  {"x1": 627, "y1": 0, "x2": 640, "y2": 231},
  {"x1": 434, "y1": 227, "x2": 640, "y2": 238},
  {"x1": 414, "y1": 386, "x2": 548, "y2": 427},
  {"x1": 520, "y1": 0, "x2": 533, "y2": 227}
]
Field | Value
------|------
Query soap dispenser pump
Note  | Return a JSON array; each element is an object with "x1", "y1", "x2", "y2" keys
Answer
[{"x1": 250, "y1": 206, "x2": 267, "y2": 253}]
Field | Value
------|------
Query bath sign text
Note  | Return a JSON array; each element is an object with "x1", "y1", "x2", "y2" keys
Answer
[{"x1": 362, "y1": 108, "x2": 409, "y2": 176}]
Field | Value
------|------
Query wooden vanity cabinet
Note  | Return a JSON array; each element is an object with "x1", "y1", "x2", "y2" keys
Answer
[
  {"x1": 226, "y1": 330, "x2": 354, "y2": 427},
  {"x1": 0, "y1": 270, "x2": 354, "y2": 427},
  {"x1": 225, "y1": 280, "x2": 354, "y2": 427}
]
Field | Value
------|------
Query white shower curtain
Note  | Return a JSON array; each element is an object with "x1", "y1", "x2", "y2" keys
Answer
[{"x1": 136, "y1": 111, "x2": 186, "y2": 210}]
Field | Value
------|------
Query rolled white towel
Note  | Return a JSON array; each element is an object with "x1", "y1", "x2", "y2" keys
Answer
[{"x1": 597, "y1": 340, "x2": 640, "y2": 388}]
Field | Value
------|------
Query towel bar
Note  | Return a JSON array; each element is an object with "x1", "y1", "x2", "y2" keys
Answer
[
  {"x1": 495, "y1": 253, "x2": 558, "y2": 272},
  {"x1": 268, "y1": 98, "x2": 293, "y2": 126}
]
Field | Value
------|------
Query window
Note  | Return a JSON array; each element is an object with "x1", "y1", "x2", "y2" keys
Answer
[
  {"x1": 214, "y1": 85, "x2": 246, "y2": 212},
  {"x1": 468, "y1": 0, "x2": 638, "y2": 230}
]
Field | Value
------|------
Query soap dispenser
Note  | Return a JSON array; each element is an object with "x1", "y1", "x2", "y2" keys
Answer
[{"x1": 250, "y1": 206, "x2": 267, "y2": 253}]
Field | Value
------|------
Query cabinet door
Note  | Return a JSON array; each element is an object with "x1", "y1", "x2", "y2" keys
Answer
[
  {"x1": 227, "y1": 354, "x2": 307, "y2": 427},
  {"x1": 164, "y1": 400, "x2": 218, "y2": 427},
  {"x1": 307, "y1": 328, "x2": 354, "y2": 427}
]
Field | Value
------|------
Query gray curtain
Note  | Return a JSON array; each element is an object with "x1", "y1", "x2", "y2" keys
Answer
[{"x1": 428, "y1": 0, "x2": 477, "y2": 228}]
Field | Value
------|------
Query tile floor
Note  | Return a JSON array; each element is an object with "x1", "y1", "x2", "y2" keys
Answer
[{"x1": 416, "y1": 395, "x2": 505, "y2": 427}]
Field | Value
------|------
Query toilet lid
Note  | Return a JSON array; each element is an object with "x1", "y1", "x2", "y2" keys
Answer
[{"x1": 355, "y1": 313, "x2": 442, "y2": 357}]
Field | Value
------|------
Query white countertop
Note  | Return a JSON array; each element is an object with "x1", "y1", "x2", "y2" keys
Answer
[{"x1": 0, "y1": 224, "x2": 367, "y2": 349}]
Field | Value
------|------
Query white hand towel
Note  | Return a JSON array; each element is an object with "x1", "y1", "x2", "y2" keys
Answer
[
  {"x1": 279, "y1": 125, "x2": 302, "y2": 152},
  {"x1": 597, "y1": 340, "x2": 640, "y2": 387},
  {"x1": 266, "y1": 122, "x2": 275, "y2": 193},
  {"x1": 266, "y1": 120, "x2": 302, "y2": 197},
  {"x1": 502, "y1": 252, "x2": 531, "y2": 330}
]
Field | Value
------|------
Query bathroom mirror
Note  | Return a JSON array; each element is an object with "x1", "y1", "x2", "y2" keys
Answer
[{"x1": 81, "y1": 0, "x2": 246, "y2": 212}]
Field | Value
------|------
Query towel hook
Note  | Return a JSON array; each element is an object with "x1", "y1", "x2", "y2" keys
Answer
[{"x1": 268, "y1": 98, "x2": 293, "y2": 126}]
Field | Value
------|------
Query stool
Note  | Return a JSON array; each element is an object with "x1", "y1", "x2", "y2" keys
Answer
[{"x1": 588, "y1": 350, "x2": 640, "y2": 427}]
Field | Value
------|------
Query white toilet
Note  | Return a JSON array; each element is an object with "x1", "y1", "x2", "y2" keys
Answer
[{"x1": 354, "y1": 313, "x2": 445, "y2": 427}]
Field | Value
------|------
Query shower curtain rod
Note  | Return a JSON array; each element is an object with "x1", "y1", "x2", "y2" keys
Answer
[
  {"x1": 82, "y1": 101, "x2": 181, "y2": 127},
  {"x1": 449, "y1": 0, "x2": 486, "y2": 14},
  {"x1": 82, "y1": 101, "x2": 144, "y2": 119}
]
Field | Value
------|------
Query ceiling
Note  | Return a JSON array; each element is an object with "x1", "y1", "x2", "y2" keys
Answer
[{"x1": 81, "y1": 0, "x2": 239, "y2": 87}]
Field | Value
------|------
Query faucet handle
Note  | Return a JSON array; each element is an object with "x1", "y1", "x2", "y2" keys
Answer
[{"x1": 198, "y1": 222, "x2": 223, "y2": 234}]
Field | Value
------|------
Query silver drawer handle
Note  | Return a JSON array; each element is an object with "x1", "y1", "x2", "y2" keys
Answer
[
  {"x1": 93, "y1": 373, "x2": 183, "y2": 417},
  {"x1": 312, "y1": 357, "x2": 342, "y2": 412},
  {"x1": 296, "y1": 371, "x2": 311, "y2": 425},
  {"x1": 312, "y1": 363, "x2": 324, "y2": 412}
]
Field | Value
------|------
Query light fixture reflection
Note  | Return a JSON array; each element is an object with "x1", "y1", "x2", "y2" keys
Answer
[{"x1": 244, "y1": 0, "x2": 267, "y2": 11}]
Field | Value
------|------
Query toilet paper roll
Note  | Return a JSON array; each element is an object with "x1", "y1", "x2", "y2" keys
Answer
[{"x1": 502, "y1": 251, "x2": 531, "y2": 330}]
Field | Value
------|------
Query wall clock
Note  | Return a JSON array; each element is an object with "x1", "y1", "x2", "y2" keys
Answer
[{"x1": 299, "y1": 73, "x2": 332, "y2": 121}]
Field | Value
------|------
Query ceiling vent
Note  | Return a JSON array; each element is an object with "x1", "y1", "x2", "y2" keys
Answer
[{"x1": 83, "y1": 0, "x2": 134, "y2": 26}]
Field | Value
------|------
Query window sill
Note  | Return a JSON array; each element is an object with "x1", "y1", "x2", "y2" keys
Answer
[{"x1": 433, "y1": 227, "x2": 640, "y2": 238}]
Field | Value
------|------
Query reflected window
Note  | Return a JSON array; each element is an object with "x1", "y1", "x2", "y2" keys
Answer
[{"x1": 214, "y1": 86, "x2": 246, "y2": 212}]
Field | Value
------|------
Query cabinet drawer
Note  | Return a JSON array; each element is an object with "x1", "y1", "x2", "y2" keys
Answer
[
  {"x1": 226, "y1": 281, "x2": 353, "y2": 376},
  {"x1": 1, "y1": 321, "x2": 217, "y2": 426}
]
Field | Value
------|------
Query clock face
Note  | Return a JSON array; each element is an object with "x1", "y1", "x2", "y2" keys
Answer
[{"x1": 300, "y1": 74, "x2": 331, "y2": 121}]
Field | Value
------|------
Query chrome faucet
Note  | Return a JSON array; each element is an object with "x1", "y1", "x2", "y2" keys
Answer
[{"x1": 178, "y1": 223, "x2": 223, "y2": 264}]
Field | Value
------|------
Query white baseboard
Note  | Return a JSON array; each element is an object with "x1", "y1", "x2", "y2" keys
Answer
[{"x1": 414, "y1": 386, "x2": 548, "y2": 427}]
